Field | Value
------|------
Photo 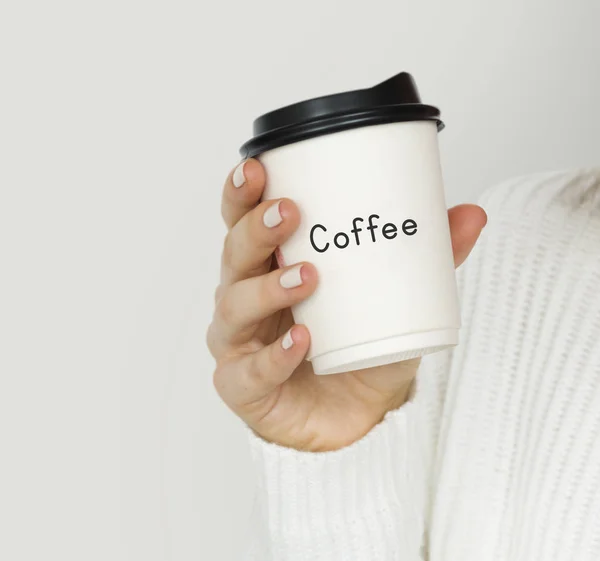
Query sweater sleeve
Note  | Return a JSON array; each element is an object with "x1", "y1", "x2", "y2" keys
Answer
[{"x1": 244, "y1": 351, "x2": 451, "y2": 561}]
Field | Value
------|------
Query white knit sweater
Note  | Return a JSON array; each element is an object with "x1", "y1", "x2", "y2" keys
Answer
[{"x1": 245, "y1": 169, "x2": 600, "y2": 561}]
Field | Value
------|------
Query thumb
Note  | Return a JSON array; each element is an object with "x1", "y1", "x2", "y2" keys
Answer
[{"x1": 448, "y1": 204, "x2": 488, "y2": 267}]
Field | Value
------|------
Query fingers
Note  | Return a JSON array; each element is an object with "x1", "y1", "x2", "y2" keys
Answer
[
  {"x1": 448, "y1": 204, "x2": 488, "y2": 267},
  {"x1": 209, "y1": 263, "x2": 317, "y2": 356},
  {"x1": 221, "y1": 198, "x2": 300, "y2": 286},
  {"x1": 214, "y1": 325, "x2": 310, "y2": 407},
  {"x1": 221, "y1": 159, "x2": 266, "y2": 229}
]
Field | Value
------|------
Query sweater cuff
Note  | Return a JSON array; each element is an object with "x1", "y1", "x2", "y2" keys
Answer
[{"x1": 246, "y1": 403, "x2": 426, "y2": 561}]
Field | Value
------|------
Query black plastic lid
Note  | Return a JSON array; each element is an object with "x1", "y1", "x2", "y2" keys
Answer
[{"x1": 240, "y1": 72, "x2": 444, "y2": 159}]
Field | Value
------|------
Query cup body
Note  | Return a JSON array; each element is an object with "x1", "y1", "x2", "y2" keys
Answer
[{"x1": 259, "y1": 120, "x2": 460, "y2": 375}]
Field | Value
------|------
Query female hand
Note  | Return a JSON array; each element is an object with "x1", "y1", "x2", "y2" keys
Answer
[{"x1": 207, "y1": 159, "x2": 487, "y2": 451}]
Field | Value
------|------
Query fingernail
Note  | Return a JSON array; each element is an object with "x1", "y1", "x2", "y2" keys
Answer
[
  {"x1": 281, "y1": 328, "x2": 294, "y2": 350},
  {"x1": 233, "y1": 161, "x2": 247, "y2": 188},
  {"x1": 263, "y1": 201, "x2": 283, "y2": 228},
  {"x1": 279, "y1": 264, "x2": 303, "y2": 289}
]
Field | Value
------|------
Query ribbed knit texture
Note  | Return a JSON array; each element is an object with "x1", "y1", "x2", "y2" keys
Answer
[{"x1": 245, "y1": 169, "x2": 600, "y2": 561}]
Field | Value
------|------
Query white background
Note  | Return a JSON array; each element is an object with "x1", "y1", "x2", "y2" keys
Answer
[{"x1": 0, "y1": 0, "x2": 598, "y2": 559}]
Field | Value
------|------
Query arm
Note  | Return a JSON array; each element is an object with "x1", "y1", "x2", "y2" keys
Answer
[
  {"x1": 244, "y1": 349, "x2": 455, "y2": 561},
  {"x1": 207, "y1": 158, "x2": 485, "y2": 560}
]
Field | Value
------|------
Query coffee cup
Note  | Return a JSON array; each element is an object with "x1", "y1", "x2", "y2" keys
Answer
[{"x1": 240, "y1": 72, "x2": 460, "y2": 375}]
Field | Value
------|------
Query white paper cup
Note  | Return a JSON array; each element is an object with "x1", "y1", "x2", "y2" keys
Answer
[{"x1": 241, "y1": 72, "x2": 460, "y2": 375}]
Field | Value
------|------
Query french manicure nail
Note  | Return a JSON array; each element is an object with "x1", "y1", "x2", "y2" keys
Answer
[
  {"x1": 233, "y1": 161, "x2": 247, "y2": 188},
  {"x1": 279, "y1": 265, "x2": 303, "y2": 289},
  {"x1": 263, "y1": 201, "x2": 283, "y2": 228},
  {"x1": 281, "y1": 328, "x2": 294, "y2": 350}
]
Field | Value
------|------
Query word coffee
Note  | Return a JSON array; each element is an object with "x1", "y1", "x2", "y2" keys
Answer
[{"x1": 309, "y1": 213, "x2": 418, "y2": 253}]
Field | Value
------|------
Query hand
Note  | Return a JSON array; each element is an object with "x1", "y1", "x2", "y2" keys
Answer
[{"x1": 207, "y1": 159, "x2": 487, "y2": 452}]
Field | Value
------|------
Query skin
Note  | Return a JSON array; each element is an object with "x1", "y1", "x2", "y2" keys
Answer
[{"x1": 207, "y1": 158, "x2": 488, "y2": 452}]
